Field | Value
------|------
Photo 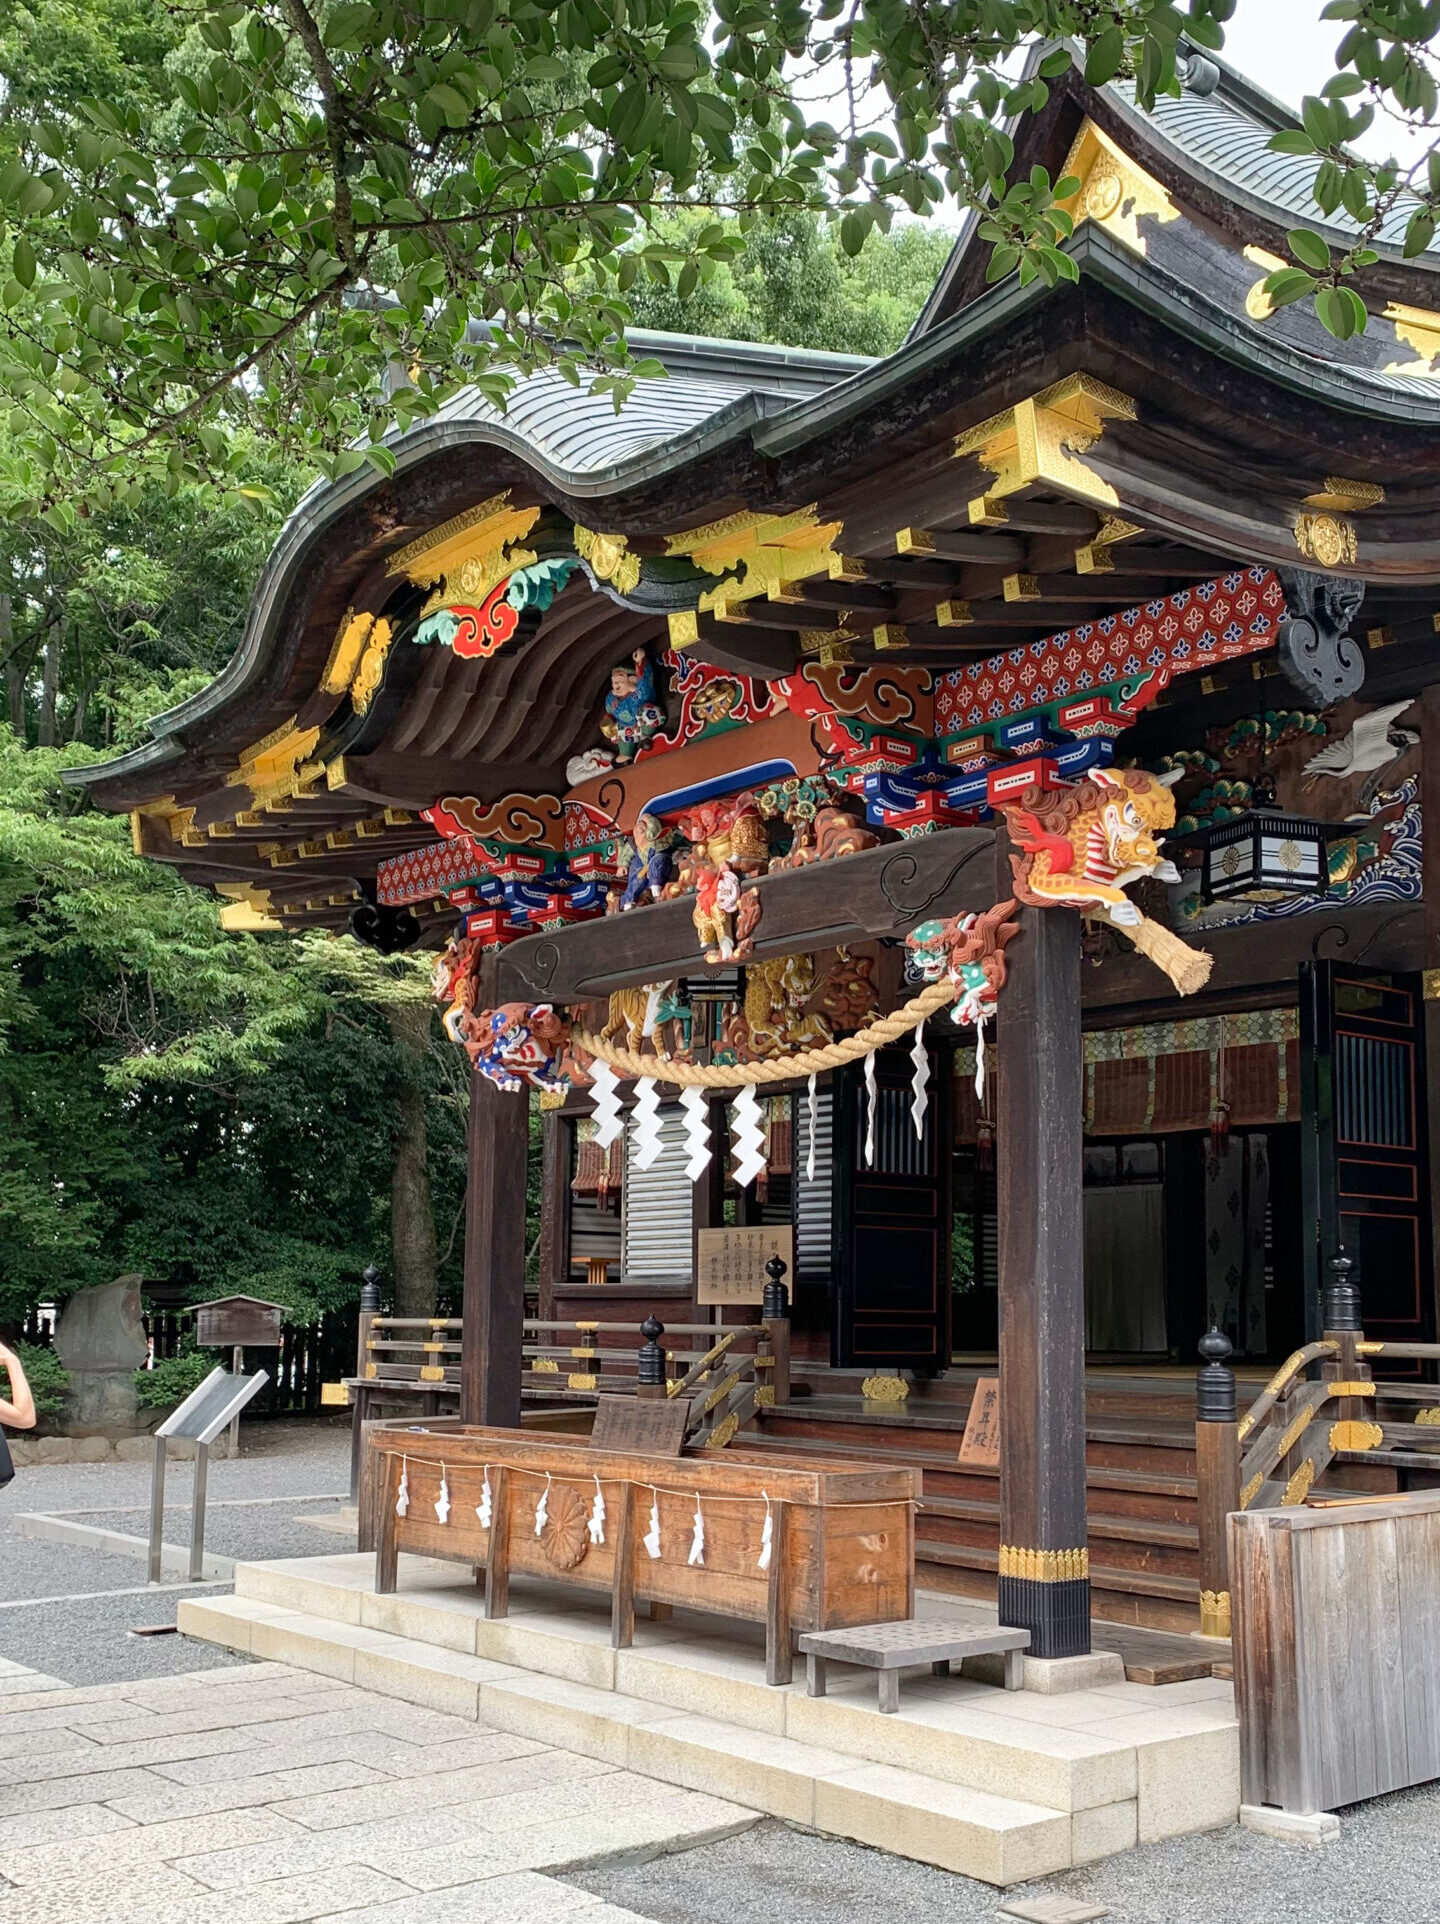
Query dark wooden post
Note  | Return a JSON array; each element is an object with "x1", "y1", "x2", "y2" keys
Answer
[
  {"x1": 1195, "y1": 1328, "x2": 1240, "y2": 1639},
  {"x1": 762, "y1": 1255, "x2": 791, "y2": 1409},
  {"x1": 636, "y1": 1317, "x2": 667, "y2": 1400},
  {"x1": 1422, "y1": 685, "x2": 1440, "y2": 1337},
  {"x1": 461, "y1": 1061, "x2": 529, "y2": 1429},
  {"x1": 995, "y1": 851, "x2": 1090, "y2": 1658}
]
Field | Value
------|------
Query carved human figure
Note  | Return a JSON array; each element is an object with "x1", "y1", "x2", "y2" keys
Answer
[{"x1": 602, "y1": 648, "x2": 665, "y2": 763}]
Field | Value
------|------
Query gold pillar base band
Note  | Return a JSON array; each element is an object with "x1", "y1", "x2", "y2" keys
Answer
[
  {"x1": 1199, "y1": 1589, "x2": 1232, "y2": 1639},
  {"x1": 997, "y1": 1544, "x2": 1090, "y2": 1583}
]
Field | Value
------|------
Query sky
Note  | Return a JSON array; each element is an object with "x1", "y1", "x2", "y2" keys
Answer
[{"x1": 1197, "y1": 0, "x2": 1429, "y2": 165}]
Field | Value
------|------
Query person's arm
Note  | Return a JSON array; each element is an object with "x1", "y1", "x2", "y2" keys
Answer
[{"x1": 0, "y1": 1344, "x2": 37, "y2": 1429}]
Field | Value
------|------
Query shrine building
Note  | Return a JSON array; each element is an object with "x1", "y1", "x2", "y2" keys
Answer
[{"x1": 74, "y1": 44, "x2": 1440, "y2": 1658}]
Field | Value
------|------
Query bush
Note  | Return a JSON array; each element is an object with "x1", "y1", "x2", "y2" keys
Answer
[
  {"x1": 134, "y1": 1348, "x2": 223, "y2": 1410},
  {"x1": 14, "y1": 1345, "x2": 69, "y2": 1421}
]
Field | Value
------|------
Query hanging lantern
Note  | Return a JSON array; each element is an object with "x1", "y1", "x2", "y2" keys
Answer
[{"x1": 1180, "y1": 809, "x2": 1340, "y2": 907}]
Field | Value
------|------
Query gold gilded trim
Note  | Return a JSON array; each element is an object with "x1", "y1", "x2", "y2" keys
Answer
[
  {"x1": 1240, "y1": 1472, "x2": 1263, "y2": 1509},
  {"x1": 1056, "y1": 120, "x2": 1180, "y2": 258},
  {"x1": 998, "y1": 1544, "x2": 1090, "y2": 1583},
  {"x1": 350, "y1": 619, "x2": 395, "y2": 716},
  {"x1": 574, "y1": 524, "x2": 641, "y2": 595},
  {"x1": 665, "y1": 505, "x2": 844, "y2": 614},
  {"x1": 531, "y1": 1358, "x2": 559, "y2": 1374},
  {"x1": 1329, "y1": 1419, "x2": 1383, "y2": 1452},
  {"x1": 1415, "y1": 1407, "x2": 1440, "y2": 1425},
  {"x1": 1276, "y1": 1410, "x2": 1313, "y2": 1460},
  {"x1": 1294, "y1": 511, "x2": 1357, "y2": 569},
  {"x1": 861, "y1": 1375, "x2": 910, "y2": 1403},
  {"x1": 953, "y1": 373, "x2": 1137, "y2": 518},
  {"x1": 567, "y1": 1372, "x2": 598, "y2": 1391},
  {"x1": 1303, "y1": 477, "x2": 1385, "y2": 513},
  {"x1": 1282, "y1": 1458, "x2": 1316, "y2": 1506},
  {"x1": 704, "y1": 1412, "x2": 741, "y2": 1449},
  {"x1": 1326, "y1": 1381, "x2": 1376, "y2": 1399},
  {"x1": 322, "y1": 609, "x2": 375, "y2": 695},
  {"x1": 1199, "y1": 1589, "x2": 1232, "y2": 1639},
  {"x1": 1383, "y1": 298, "x2": 1440, "y2": 376}
]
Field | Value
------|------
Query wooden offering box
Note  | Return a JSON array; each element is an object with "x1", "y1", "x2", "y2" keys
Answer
[{"x1": 369, "y1": 1424, "x2": 919, "y2": 1684}]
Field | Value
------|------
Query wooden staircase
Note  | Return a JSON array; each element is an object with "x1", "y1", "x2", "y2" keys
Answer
[{"x1": 748, "y1": 1372, "x2": 1237, "y2": 1635}]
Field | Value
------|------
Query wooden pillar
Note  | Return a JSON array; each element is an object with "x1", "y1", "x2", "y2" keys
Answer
[
  {"x1": 1420, "y1": 686, "x2": 1440, "y2": 1337},
  {"x1": 995, "y1": 837, "x2": 1090, "y2": 1658},
  {"x1": 535, "y1": 1111, "x2": 570, "y2": 1321},
  {"x1": 1195, "y1": 1329, "x2": 1240, "y2": 1639},
  {"x1": 461, "y1": 1061, "x2": 529, "y2": 1429}
]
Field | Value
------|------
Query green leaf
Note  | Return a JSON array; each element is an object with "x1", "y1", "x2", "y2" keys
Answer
[
  {"x1": 364, "y1": 443, "x2": 397, "y2": 476},
  {"x1": 1263, "y1": 267, "x2": 1319, "y2": 310},
  {"x1": 1404, "y1": 211, "x2": 1436, "y2": 258},
  {"x1": 12, "y1": 238, "x2": 36, "y2": 289},
  {"x1": 1268, "y1": 130, "x2": 1317, "y2": 156},
  {"x1": 1287, "y1": 227, "x2": 1331, "y2": 273}
]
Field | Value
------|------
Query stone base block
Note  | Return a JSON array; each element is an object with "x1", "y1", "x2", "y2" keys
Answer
[{"x1": 1021, "y1": 1652, "x2": 1127, "y2": 1696}]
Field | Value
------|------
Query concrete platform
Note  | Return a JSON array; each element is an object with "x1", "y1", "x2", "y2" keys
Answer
[{"x1": 179, "y1": 1552, "x2": 1240, "y2": 1887}]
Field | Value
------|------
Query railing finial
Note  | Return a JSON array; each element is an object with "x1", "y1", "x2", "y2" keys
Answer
[
  {"x1": 360, "y1": 1264, "x2": 383, "y2": 1315},
  {"x1": 762, "y1": 1255, "x2": 790, "y2": 1321},
  {"x1": 1323, "y1": 1246, "x2": 1362, "y2": 1334},
  {"x1": 1196, "y1": 1327, "x2": 1237, "y2": 1425},
  {"x1": 637, "y1": 1317, "x2": 667, "y2": 1391}
]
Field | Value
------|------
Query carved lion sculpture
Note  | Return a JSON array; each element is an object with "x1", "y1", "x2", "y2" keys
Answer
[
  {"x1": 905, "y1": 899, "x2": 1021, "y2": 1030},
  {"x1": 995, "y1": 766, "x2": 1212, "y2": 995},
  {"x1": 465, "y1": 1002, "x2": 571, "y2": 1096}
]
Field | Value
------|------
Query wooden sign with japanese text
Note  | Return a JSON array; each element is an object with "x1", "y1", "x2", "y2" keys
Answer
[
  {"x1": 696, "y1": 1226, "x2": 795, "y2": 1306},
  {"x1": 589, "y1": 1393, "x2": 690, "y2": 1456},
  {"x1": 958, "y1": 1376, "x2": 1000, "y2": 1468}
]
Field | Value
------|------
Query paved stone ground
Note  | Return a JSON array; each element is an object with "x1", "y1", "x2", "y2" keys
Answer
[
  {"x1": 0, "y1": 1661, "x2": 756, "y2": 1924},
  {"x1": 1, "y1": 1422, "x2": 354, "y2": 1685},
  {"x1": 569, "y1": 1801, "x2": 1440, "y2": 1924}
]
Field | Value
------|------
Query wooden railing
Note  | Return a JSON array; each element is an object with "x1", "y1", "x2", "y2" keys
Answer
[{"x1": 1195, "y1": 1251, "x2": 1440, "y2": 1640}]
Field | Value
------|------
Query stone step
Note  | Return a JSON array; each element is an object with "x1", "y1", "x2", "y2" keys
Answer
[
  {"x1": 179, "y1": 1590, "x2": 1096, "y2": 1886},
  {"x1": 183, "y1": 1553, "x2": 1237, "y2": 1859}
]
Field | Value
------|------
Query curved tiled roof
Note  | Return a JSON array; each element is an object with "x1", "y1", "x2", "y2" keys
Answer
[{"x1": 1121, "y1": 74, "x2": 1440, "y2": 257}]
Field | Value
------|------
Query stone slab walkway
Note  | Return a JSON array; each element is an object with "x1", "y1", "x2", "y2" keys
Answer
[{"x1": 0, "y1": 1660, "x2": 758, "y2": 1924}]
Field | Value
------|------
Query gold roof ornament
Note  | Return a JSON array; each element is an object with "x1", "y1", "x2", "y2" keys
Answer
[
  {"x1": 1383, "y1": 299, "x2": 1440, "y2": 377},
  {"x1": 321, "y1": 611, "x2": 397, "y2": 715},
  {"x1": 1294, "y1": 511, "x2": 1358, "y2": 569},
  {"x1": 574, "y1": 525, "x2": 642, "y2": 595},
  {"x1": 215, "y1": 885, "x2": 285, "y2": 932},
  {"x1": 1056, "y1": 120, "x2": 1180, "y2": 257},
  {"x1": 1301, "y1": 478, "x2": 1386, "y2": 513},
  {"x1": 386, "y1": 491, "x2": 542, "y2": 611},
  {"x1": 953, "y1": 374, "x2": 1137, "y2": 521},
  {"x1": 665, "y1": 504, "x2": 844, "y2": 612}
]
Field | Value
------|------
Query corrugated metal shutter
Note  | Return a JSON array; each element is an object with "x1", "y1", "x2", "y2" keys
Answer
[
  {"x1": 793, "y1": 1087, "x2": 834, "y2": 1280},
  {"x1": 621, "y1": 1104, "x2": 693, "y2": 1281}
]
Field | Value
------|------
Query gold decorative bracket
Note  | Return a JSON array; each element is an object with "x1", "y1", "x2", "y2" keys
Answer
[
  {"x1": 953, "y1": 374, "x2": 1137, "y2": 520},
  {"x1": 1056, "y1": 119, "x2": 1180, "y2": 257}
]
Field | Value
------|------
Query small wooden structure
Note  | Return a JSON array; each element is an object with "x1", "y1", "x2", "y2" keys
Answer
[
  {"x1": 800, "y1": 1620, "x2": 1029, "y2": 1712},
  {"x1": 190, "y1": 1294, "x2": 285, "y2": 1348},
  {"x1": 369, "y1": 1423, "x2": 919, "y2": 1683},
  {"x1": 1231, "y1": 1490, "x2": 1440, "y2": 1818}
]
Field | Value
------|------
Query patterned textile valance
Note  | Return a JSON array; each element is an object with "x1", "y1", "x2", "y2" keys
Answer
[{"x1": 954, "y1": 1008, "x2": 1300, "y2": 1141}]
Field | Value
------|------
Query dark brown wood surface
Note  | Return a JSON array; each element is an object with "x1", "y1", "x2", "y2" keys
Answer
[
  {"x1": 995, "y1": 825, "x2": 1089, "y2": 1647},
  {"x1": 1423, "y1": 684, "x2": 1440, "y2": 1345},
  {"x1": 461, "y1": 1059, "x2": 529, "y2": 1428},
  {"x1": 497, "y1": 828, "x2": 996, "y2": 1003}
]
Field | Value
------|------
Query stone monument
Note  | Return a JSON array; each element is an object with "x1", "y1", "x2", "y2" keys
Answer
[{"x1": 53, "y1": 1273, "x2": 149, "y2": 1429}]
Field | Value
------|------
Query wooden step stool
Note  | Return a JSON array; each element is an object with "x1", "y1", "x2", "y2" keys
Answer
[{"x1": 798, "y1": 1621, "x2": 1031, "y2": 1713}]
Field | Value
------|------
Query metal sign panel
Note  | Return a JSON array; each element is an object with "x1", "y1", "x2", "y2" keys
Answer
[{"x1": 154, "y1": 1367, "x2": 270, "y2": 1445}]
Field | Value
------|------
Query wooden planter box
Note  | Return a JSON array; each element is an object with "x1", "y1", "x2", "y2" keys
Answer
[
  {"x1": 369, "y1": 1424, "x2": 919, "y2": 1683},
  {"x1": 1231, "y1": 1491, "x2": 1440, "y2": 1815}
]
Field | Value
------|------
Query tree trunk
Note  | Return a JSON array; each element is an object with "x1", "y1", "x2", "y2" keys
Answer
[
  {"x1": 0, "y1": 595, "x2": 21, "y2": 737},
  {"x1": 37, "y1": 623, "x2": 60, "y2": 747},
  {"x1": 387, "y1": 999, "x2": 439, "y2": 1320}
]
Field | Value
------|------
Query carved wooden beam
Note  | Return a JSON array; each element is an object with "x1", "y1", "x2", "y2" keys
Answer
[{"x1": 496, "y1": 825, "x2": 998, "y2": 1002}]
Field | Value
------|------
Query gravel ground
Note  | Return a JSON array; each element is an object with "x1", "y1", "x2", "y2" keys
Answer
[
  {"x1": 0, "y1": 1419, "x2": 351, "y2": 1686},
  {"x1": 568, "y1": 1803, "x2": 1440, "y2": 1924}
]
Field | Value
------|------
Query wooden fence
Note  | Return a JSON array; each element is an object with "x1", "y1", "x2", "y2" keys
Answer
[{"x1": 20, "y1": 1302, "x2": 359, "y2": 1419}]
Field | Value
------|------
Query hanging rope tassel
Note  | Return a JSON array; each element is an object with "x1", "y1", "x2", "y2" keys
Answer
[
  {"x1": 588, "y1": 1475, "x2": 607, "y2": 1546},
  {"x1": 476, "y1": 1465, "x2": 492, "y2": 1530},
  {"x1": 434, "y1": 1464, "x2": 451, "y2": 1526},
  {"x1": 534, "y1": 1472, "x2": 551, "y2": 1537},
  {"x1": 395, "y1": 1457, "x2": 410, "y2": 1519},
  {"x1": 688, "y1": 1493, "x2": 705, "y2": 1568},
  {"x1": 758, "y1": 1491, "x2": 773, "y2": 1572},
  {"x1": 643, "y1": 1488, "x2": 662, "y2": 1560}
]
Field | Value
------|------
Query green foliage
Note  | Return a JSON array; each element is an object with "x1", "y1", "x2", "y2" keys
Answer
[
  {"x1": 13, "y1": 1342, "x2": 68, "y2": 1419},
  {"x1": 134, "y1": 1345, "x2": 221, "y2": 1409},
  {"x1": 621, "y1": 210, "x2": 955, "y2": 356},
  {"x1": 0, "y1": 0, "x2": 1428, "y2": 517}
]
